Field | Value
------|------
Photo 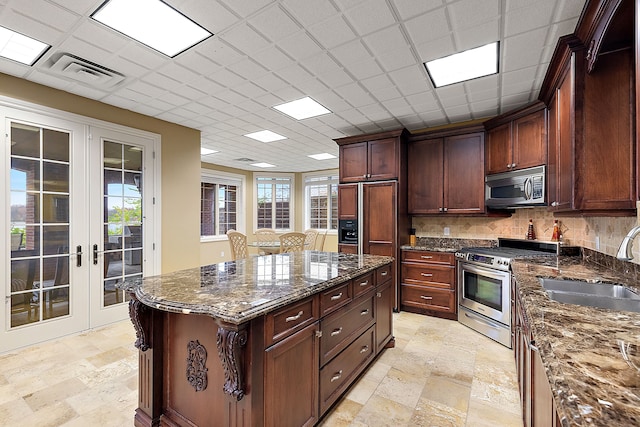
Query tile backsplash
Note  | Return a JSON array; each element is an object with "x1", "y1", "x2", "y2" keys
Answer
[{"x1": 412, "y1": 208, "x2": 639, "y2": 262}]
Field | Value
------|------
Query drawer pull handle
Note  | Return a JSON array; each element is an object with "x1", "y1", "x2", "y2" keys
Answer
[
  {"x1": 376, "y1": 292, "x2": 382, "y2": 298},
  {"x1": 381, "y1": 271, "x2": 388, "y2": 276},
  {"x1": 330, "y1": 327, "x2": 343, "y2": 336},
  {"x1": 285, "y1": 310, "x2": 304, "y2": 322},
  {"x1": 330, "y1": 370, "x2": 343, "y2": 382},
  {"x1": 359, "y1": 280, "x2": 369, "y2": 287},
  {"x1": 360, "y1": 309, "x2": 369, "y2": 316},
  {"x1": 420, "y1": 296, "x2": 433, "y2": 300},
  {"x1": 330, "y1": 292, "x2": 343, "y2": 301},
  {"x1": 421, "y1": 273, "x2": 433, "y2": 277},
  {"x1": 420, "y1": 255, "x2": 433, "y2": 259},
  {"x1": 360, "y1": 345, "x2": 369, "y2": 354}
]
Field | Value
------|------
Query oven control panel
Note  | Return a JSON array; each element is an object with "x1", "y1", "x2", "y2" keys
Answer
[{"x1": 455, "y1": 252, "x2": 511, "y2": 270}]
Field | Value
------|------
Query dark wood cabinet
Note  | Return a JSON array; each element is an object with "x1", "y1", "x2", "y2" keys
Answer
[
  {"x1": 337, "y1": 130, "x2": 407, "y2": 183},
  {"x1": 485, "y1": 103, "x2": 547, "y2": 175},
  {"x1": 337, "y1": 184, "x2": 357, "y2": 219},
  {"x1": 408, "y1": 128, "x2": 485, "y2": 215},
  {"x1": 375, "y1": 264, "x2": 393, "y2": 352},
  {"x1": 513, "y1": 279, "x2": 558, "y2": 427},
  {"x1": 400, "y1": 250, "x2": 456, "y2": 319},
  {"x1": 540, "y1": 0, "x2": 636, "y2": 215}
]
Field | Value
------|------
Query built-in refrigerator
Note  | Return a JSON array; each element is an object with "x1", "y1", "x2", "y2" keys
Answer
[{"x1": 338, "y1": 180, "x2": 406, "y2": 310}]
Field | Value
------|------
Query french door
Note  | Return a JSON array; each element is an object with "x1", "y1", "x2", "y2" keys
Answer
[{"x1": 3, "y1": 106, "x2": 157, "y2": 353}]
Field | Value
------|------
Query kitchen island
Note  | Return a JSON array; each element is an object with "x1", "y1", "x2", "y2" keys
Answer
[{"x1": 119, "y1": 251, "x2": 395, "y2": 427}]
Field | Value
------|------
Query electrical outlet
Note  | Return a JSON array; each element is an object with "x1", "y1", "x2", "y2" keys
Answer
[
  {"x1": 595, "y1": 236, "x2": 600, "y2": 251},
  {"x1": 220, "y1": 251, "x2": 225, "y2": 257},
  {"x1": 444, "y1": 227, "x2": 450, "y2": 236}
]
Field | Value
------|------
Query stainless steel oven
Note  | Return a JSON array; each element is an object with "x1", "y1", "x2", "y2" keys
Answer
[
  {"x1": 455, "y1": 239, "x2": 559, "y2": 348},
  {"x1": 456, "y1": 253, "x2": 512, "y2": 348}
]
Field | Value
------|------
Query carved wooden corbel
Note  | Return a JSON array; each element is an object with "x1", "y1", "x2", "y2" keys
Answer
[
  {"x1": 216, "y1": 322, "x2": 248, "y2": 401},
  {"x1": 186, "y1": 340, "x2": 208, "y2": 392},
  {"x1": 128, "y1": 293, "x2": 150, "y2": 351}
]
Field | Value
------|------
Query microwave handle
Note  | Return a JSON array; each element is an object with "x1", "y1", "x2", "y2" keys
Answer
[{"x1": 523, "y1": 177, "x2": 533, "y2": 200}]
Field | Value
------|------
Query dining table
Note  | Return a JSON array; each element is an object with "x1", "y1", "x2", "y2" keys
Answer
[{"x1": 248, "y1": 241, "x2": 282, "y2": 255}]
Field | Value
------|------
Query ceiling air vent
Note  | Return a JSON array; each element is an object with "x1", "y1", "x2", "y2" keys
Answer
[{"x1": 48, "y1": 53, "x2": 125, "y2": 88}]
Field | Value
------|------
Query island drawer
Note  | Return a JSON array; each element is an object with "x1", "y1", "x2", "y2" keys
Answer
[
  {"x1": 266, "y1": 296, "x2": 319, "y2": 346},
  {"x1": 352, "y1": 271, "x2": 375, "y2": 298},
  {"x1": 320, "y1": 281, "x2": 352, "y2": 317},
  {"x1": 402, "y1": 250, "x2": 454, "y2": 266},
  {"x1": 320, "y1": 326, "x2": 375, "y2": 413},
  {"x1": 376, "y1": 264, "x2": 392, "y2": 285},
  {"x1": 401, "y1": 284, "x2": 456, "y2": 314},
  {"x1": 320, "y1": 292, "x2": 375, "y2": 366}
]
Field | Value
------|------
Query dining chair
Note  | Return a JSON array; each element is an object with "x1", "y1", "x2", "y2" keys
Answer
[
  {"x1": 227, "y1": 230, "x2": 249, "y2": 260},
  {"x1": 279, "y1": 232, "x2": 307, "y2": 253},
  {"x1": 315, "y1": 230, "x2": 327, "y2": 251},
  {"x1": 303, "y1": 229, "x2": 319, "y2": 250},
  {"x1": 255, "y1": 228, "x2": 277, "y2": 255}
]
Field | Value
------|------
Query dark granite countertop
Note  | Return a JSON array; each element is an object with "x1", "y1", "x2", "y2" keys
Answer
[
  {"x1": 511, "y1": 254, "x2": 640, "y2": 426},
  {"x1": 401, "y1": 237, "x2": 496, "y2": 252},
  {"x1": 119, "y1": 251, "x2": 393, "y2": 325}
]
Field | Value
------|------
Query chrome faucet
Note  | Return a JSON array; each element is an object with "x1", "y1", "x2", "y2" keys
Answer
[{"x1": 616, "y1": 225, "x2": 640, "y2": 260}]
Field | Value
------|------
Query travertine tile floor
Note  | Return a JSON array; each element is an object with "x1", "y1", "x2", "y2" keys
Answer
[{"x1": 0, "y1": 312, "x2": 522, "y2": 427}]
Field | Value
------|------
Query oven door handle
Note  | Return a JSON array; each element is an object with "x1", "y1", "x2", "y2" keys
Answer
[{"x1": 463, "y1": 312, "x2": 503, "y2": 329}]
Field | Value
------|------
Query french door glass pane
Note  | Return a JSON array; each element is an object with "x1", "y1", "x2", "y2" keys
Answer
[
  {"x1": 9, "y1": 122, "x2": 71, "y2": 327},
  {"x1": 103, "y1": 141, "x2": 142, "y2": 307}
]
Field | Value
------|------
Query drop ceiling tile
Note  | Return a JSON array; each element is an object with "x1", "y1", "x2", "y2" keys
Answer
[
  {"x1": 331, "y1": 40, "x2": 373, "y2": 66},
  {"x1": 214, "y1": 89, "x2": 249, "y2": 105},
  {"x1": 117, "y1": 43, "x2": 167, "y2": 70},
  {"x1": 337, "y1": 82, "x2": 375, "y2": 107},
  {"x1": 157, "y1": 63, "x2": 202, "y2": 85},
  {"x1": 227, "y1": 58, "x2": 269, "y2": 81},
  {"x1": 48, "y1": 0, "x2": 95, "y2": 15},
  {"x1": 454, "y1": 19, "x2": 500, "y2": 51},
  {"x1": 360, "y1": 74, "x2": 395, "y2": 91},
  {"x1": 278, "y1": 31, "x2": 323, "y2": 61},
  {"x1": 308, "y1": 15, "x2": 357, "y2": 49},
  {"x1": 388, "y1": 65, "x2": 430, "y2": 96},
  {"x1": 107, "y1": 56, "x2": 152, "y2": 79},
  {"x1": 343, "y1": 0, "x2": 396, "y2": 37},
  {"x1": 404, "y1": 8, "x2": 450, "y2": 46},
  {"x1": 382, "y1": 98, "x2": 414, "y2": 116},
  {"x1": 358, "y1": 103, "x2": 390, "y2": 121},
  {"x1": 188, "y1": 75, "x2": 226, "y2": 94},
  {"x1": 174, "y1": 85, "x2": 208, "y2": 101},
  {"x1": 252, "y1": 46, "x2": 295, "y2": 72},
  {"x1": 281, "y1": 0, "x2": 339, "y2": 28},
  {"x1": 342, "y1": 59, "x2": 384, "y2": 80},
  {"x1": 448, "y1": 0, "x2": 499, "y2": 30},
  {"x1": 71, "y1": 21, "x2": 129, "y2": 55},
  {"x1": 443, "y1": 105, "x2": 471, "y2": 121},
  {"x1": 135, "y1": 104, "x2": 164, "y2": 117},
  {"x1": 179, "y1": 0, "x2": 239, "y2": 33},
  {"x1": 236, "y1": 99, "x2": 266, "y2": 114},
  {"x1": 222, "y1": 23, "x2": 270, "y2": 55},
  {"x1": 126, "y1": 81, "x2": 166, "y2": 98},
  {"x1": 555, "y1": 0, "x2": 589, "y2": 21},
  {"x1": 504, "y1": 0, "x2": 555, "y2": 37},
  {"x1": 313, "y1": 91, "x2": 352, "y2": 113},
  {"x1": 390, "y1": 0, "x2": 444, "y2": 20},
  {"x1": 52, "y1": 36, "x2": 113, "y2": 66},
  {"x1": 415, "y1": 35, "x2": 455, "y2": 62},
  {"x1": 101, "y1": 94, "x2": 141, "y2": 111},
  {"x1": 8, "y1": 0, "x2": 78, "y2": 33},
  {"x1": 207, "y1": 67, "x2": 246, "y2": 87},
  {"x1": 217, "y1": 0, "x2": 271, "y2": 18},
  {"x1": 405, "y1": 91, "x2": 438, "y2": 109},
  {"x1": 271, "y1": 86, "x2": 305, "y2": 103},
  {"x1": 197, "y1": 39, "x2": 244, "y2": 67},
  {"x1": 316, "y1": 68, "x2": 354, "y2": 89},
  {"x1": 176, "y1": 51, "x2": 221, "y2": 77},
  {"x1": 300, "y1": 53, "x2": 343, "y2": 79},
  {"x1": 249, "y1": 4, "x2": 301, "y2": 42},
  {"x1": 501, "y1": 27, "x2": 547, "y2": 72},
  {"x1": 369, "y1": 86, "x2": 403, "y2": 102},
  {"x1": 470, "y1": 99, "x2": 499, "y2": 116},
  {"x1": 363, "y1": 25, "x2": 407, "y2": 55},
  {"x1": 375, "y1": 48, "x2": 418, "y2": 73},
  {"x1": 234, "y1": 79, "x2": 269, "y2": 98},
  {"x1": 158, "y1": 91, "x2": 191, "y2": 108},
  {"x1": 292, "y1": 77, "x2": 329, "y2": 97},
  {"x1": 464, "y1": 74, "x2": 499, "y2": 93}
]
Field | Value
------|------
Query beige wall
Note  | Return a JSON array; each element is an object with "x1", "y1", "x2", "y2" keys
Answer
[
  {"x1": 413, "y1": 208, "x2": 639, "y2": 261},
  {"x1": 199, "y1": 165, "x2": 339, "y2": 265},
  {"x1": 0, "y1": 73, "x2": 201, "y2": 273}
]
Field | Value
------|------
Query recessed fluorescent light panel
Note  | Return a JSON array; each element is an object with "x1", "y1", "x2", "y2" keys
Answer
[
  {"x1": 0, "y1": 26, "x2": 49, "y2": 65},
  {"x1": 424, "y1": 42, "x2": 499, "y2": 88},
  {"x1": 245, "y1": 130, "x2": 287, "y2": 143},
  {"x1": 251, "y1": 162, "x2": 276, "y2": 168},
  {"x1": 274, "y1": 97, "x2": 331, "y2": 120},
  {"x1": 91, "y1": 0, "x2": 212, "y2": 57},
  {"x1": 308, "y1": 153, "x2": 337, "y2": 160},
  {"x1": 201, "y1": 147, "x2": 218, "y2": 155}
]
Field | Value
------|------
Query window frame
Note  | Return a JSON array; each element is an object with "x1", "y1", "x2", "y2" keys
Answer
[
  {"x1": 302, "y1": 170, "x2": 339, "y2": 233},
  {"x1": 200, "y1": 169, "x2": 245, "y2": 242},
  {"x1": 253, "y1": 172, "x2": 295, "y2": 233}
]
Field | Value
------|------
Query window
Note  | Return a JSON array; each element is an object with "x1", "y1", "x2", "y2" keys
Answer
[
  {"x1": 201, "y1": 171, "x2": 243, "y2": 237},
  {"x1": 304, "y1": 173, "x2": 338, "y2": 230},
  {"x1": 255, "y1": 175, "x2": 293, "y2": 231}
]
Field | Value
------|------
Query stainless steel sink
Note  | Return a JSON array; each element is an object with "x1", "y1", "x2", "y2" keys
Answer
[{"x1": 539, "y1": 278, "x2": 640, "y2": 312}]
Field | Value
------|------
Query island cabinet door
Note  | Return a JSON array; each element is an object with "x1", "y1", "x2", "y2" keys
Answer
[{"x1": 264, "y1": 321, "x2": 320, "y2": 427}]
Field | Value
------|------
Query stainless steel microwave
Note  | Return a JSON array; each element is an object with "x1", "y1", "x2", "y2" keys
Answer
[{"x1": 485, "y1": 165, "x2": 545, "y2": 208}]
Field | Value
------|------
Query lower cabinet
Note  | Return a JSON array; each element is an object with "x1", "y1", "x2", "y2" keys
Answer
[
  {"x1": 514, "y1": 286, "x2": 561, "y2": 427},
  {"x1": 265, "y1": 265, "x2": 394, "y2": 425},
  {"x1": 400, "y1": 250, "x2": 456, "y2": 319}
]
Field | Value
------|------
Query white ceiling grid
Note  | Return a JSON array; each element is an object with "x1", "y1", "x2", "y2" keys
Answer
[{"x1": 0, "y1": 0, "x2": 587, "y2": 172}]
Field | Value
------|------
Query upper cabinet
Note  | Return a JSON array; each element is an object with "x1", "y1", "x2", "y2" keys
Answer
[
  {"x1": 335, "y1": 129, "x2": 408, "y2": 183},
  {"x1": 408, "y1": 126, "x2": 485, "y2": 215},
  {"x1": 539, "y1": 0, "x2": 636, "y2": 214},
  {"x1": 484, "y1": 103, "x2": 547, "y2": 175}
]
